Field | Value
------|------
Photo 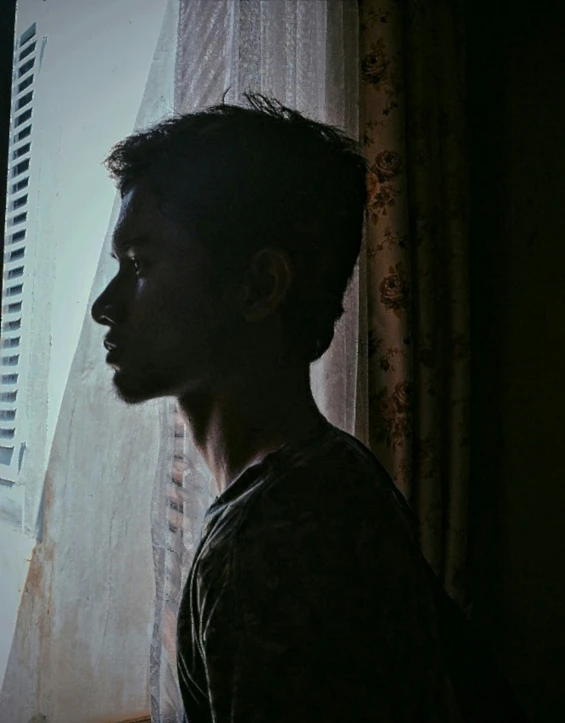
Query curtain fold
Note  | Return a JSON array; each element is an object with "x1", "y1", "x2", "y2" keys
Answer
[
  {"x1": 360, "y1": 0, "x2": 471, "y2": 608},
  {"x1": 151, "y1": 2, "x2": 361, "y2": 720}
]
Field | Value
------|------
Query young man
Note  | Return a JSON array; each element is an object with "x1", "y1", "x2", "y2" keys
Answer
[{"x1": 91, "y1": 95, "x2": 483, "y2": 722}]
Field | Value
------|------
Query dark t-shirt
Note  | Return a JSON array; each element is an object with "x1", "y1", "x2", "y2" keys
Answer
[{"x1": 176, "y1": 419, "x2": 464, "y2": 722}]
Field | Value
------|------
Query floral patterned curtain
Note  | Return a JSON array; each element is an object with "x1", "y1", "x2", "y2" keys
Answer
[{"x1": 359, "y1": 0, "x2": 471, "y2": 609}]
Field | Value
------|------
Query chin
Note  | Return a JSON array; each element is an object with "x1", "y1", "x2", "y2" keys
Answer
[{"x1": 111, "y1": 370, "x2": 167, "y2": 405}]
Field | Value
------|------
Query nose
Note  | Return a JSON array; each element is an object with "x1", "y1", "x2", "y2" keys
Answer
[{"x1": 91, "y1": 280, "x2": 121, "y2": 327}]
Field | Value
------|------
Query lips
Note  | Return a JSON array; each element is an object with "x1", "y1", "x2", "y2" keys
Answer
[
  {"x1": 104, "y1": 336, "x2": 123, "y2": 365},
  {"x1": 104, "y1": 336, "x2": 119, "y2": 351},
  {"x1": 106, "y1": 347, "x2": 123, "y2": 365}
]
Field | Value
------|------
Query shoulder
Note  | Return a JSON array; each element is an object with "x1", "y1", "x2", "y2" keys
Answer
[
  {"x1": 244, "y1": 425, "x2": 413, "y2": 528},
  {"x1": 235, "y1": 426, "x2": 422, "y2": 575}
]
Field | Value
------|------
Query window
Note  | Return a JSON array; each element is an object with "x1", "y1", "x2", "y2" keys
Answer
[
  {"x1": 0, "y1": 391, "x2": 17, "y2": 402},
  {"x1": 10, "y1": 212, "x2": 27, "y2": 226},
  {"x1": 1, "y1": 374, "x2": 18, "y2": 385},
  {"x1": 13, "y1": 144, "x2": 31, "y2": 160},
  {"x1": 19, "y1": 42, "x2": 36, "y2": 63},
  {"x1": 11, "y1": 179, "x2": 29, "y2": 194},
  {"x1": 12, "y1": 159, "x2": 30, "y2": 176},
  {"x1": 1, "y1": 355, "x2": 20, "y2": 366},
  {"x1": 0, "y1": 411, "x2": 16, "y2": 421},
  {"x1": 6, "y1": 302, "x2": 22, "y2": 313},
  {"x1": 9, "y1": 248, "x2": 25, "y2": 262},
  {"x1": 19, "y1": 23, "x2": 36, "y2": 47},
  {"x1": 16, "y1": 91, "x2": 33, "y2": 111},
  {"x1": 0, "y1": 429, "x2": 15, "y2": 440},
  {"x1": 7, "y1": 268, "x2": 24, "y2": 280},
  {"x1": 3, "y1": 319, "x2": 21, "y2": 331},
  {"x1": 14, "y1": 125, "x2": 32, "y2": 143},
  {"x1": 15, "y1": 109, "x2": 32, "y2": 127},
  {"x1": 17, "y1": 75, "x2": 33, "y2": 94},
  {"x1": 6, "y1": 285, "x2": 23, "y2": 297},
  {"x1": 6, "y1": 265, "x2": 24, "y2": 280},
  {"x1": 2, "y1": 338, "x2": 20, "y2": 349},
  {"x1": 8, "y1": 230, "x2": 26, "y2": 244},
  {"x1": 0, "y1": 446, "x2": 14, "y2": 465},
  {"x1": 11, "y1": 194, "x2": 28, "y2": 210},
  {"x1": 18, "y1": 59, "x2": 35, "y2": 78}
]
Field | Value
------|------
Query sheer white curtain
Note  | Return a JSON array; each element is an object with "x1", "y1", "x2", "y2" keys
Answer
[{"x1": 150, "y1": 1, "x2": 364, "y2": 721}]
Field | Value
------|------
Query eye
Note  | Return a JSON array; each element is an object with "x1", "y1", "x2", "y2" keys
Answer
[
  {"x1": 108, "y1": 252, "x2": 146, "y2": 276},
  {"x1": 129, "y1": 256, "x2": 148, "y2": 277}
]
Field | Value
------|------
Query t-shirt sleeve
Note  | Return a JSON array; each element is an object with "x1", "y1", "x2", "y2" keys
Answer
[{"x1": 197, "y1": 470, "x2": 461, "y2": 723}]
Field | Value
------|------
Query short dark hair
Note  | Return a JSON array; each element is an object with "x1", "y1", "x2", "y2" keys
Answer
[{"x1": 103, "y1": 93, "x2": 368, "y2": 363}]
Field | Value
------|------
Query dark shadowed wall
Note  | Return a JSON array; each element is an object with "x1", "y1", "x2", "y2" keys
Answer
[{"x1": 467, "y1": 1, "x2": 565, "y2": 721}]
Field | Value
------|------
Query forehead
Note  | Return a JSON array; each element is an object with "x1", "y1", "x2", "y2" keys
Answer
[
  {"x1": 112, "y1": 184, "x2": 158, "y2": 244},
  {"x1": 111, "y1": 180, "x2": 179, "y2": 252}
]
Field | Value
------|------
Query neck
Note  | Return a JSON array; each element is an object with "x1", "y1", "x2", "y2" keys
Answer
[{"x1": 178, "y1": 360, "x2": 325, "y2": 494}]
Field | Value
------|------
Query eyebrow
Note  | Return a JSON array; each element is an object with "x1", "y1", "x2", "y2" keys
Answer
[{"x1": 111, "y1": 235, "x2": 153, "y2": 258}]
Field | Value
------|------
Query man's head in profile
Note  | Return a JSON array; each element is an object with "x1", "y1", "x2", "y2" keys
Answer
[{"x1": 90, "y1": 93, "x2": 367, "y2": 488}]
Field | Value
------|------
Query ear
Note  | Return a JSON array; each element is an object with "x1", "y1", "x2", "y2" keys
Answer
[{"x1": 241, "y1": 247, "x2": 293, "y2": 323}]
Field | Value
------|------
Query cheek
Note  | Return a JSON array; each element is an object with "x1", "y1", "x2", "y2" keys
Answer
[
  {"x1": 152, "y1": 282, "x2": 218, "y2": 342},
  {"x1": 145, "y1": 263, "x2": 240, "y2": 343},
  {"x1": 135, "y1": 277, "x2": 149, "y2": 295}
]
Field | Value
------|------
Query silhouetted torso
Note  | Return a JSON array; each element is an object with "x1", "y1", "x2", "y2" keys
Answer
[{"x1": 176, "y1": 420, "x2": 470, "y2": 722}]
